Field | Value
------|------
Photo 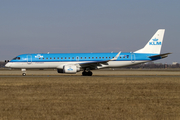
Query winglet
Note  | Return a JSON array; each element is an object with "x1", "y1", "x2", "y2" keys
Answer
[{"x1": 110, "y1": 51, "x2": 121, "y2": 61}]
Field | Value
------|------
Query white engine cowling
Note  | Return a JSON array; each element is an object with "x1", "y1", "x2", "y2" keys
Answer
[{"x1": 57, "y1": 65, "x2": 80, "y2": 74}]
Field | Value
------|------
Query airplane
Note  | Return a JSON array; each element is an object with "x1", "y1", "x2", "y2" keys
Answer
[{"x1": 5, "y1": 29, "x2": 171, "y2": 76}]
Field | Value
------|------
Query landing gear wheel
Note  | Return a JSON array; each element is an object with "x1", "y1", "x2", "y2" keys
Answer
[
  {"x1": 22, "y1": 73, "x2": 26, "y2": 76},
  {"x1": 82, "y1": 71, "x2": 86, "y2": 76},
  {"x1": 88, "y1": 72, "x2": 92, "y2": 76},
  {"x1": 82, "y1": 71, "x2": 93, "y2": 76}
]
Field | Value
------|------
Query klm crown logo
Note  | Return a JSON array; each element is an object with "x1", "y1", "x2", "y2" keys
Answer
[
  {"x1": 149, "y1": 38, "x2": 161, "y2": 45},
  {"x1": 152, "y1": 38, "x2": 158, "y2": 41}
]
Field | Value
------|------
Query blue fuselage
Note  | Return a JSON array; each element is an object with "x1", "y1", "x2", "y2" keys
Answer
[{"x1": 10, "y1": 52, "x2": 158, "y2": 63}]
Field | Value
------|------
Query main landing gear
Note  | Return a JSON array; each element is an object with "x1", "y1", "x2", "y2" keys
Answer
[{"x1": 82, "y1": 68, "x2": 93, "y2": 76}]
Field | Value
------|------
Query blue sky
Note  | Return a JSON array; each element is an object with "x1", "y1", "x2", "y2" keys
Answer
[{"x1": 0, "y1": 0, "x2": 180, "y2": 63}]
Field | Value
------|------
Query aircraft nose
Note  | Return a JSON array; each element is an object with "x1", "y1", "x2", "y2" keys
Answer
[{"x1": 5, "y1": 63, "x2": 11, "y2": 68}]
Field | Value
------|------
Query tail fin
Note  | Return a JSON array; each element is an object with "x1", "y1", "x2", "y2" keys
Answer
[{"x1": 134, "y1": 29, "x2": 165, "y2": 54}]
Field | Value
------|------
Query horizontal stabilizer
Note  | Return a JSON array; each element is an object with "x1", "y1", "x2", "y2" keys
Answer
[{"x1": 149, "y1": 53, "x2": 171, "y2": 59}]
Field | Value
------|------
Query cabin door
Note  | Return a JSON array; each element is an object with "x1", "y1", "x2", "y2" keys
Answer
[
  {"x1": 131, "y1": 53, "x2": 135, "y2": 63},
  {"x1": 27, "y1": 55, "x2": 32, "y2": 64}
]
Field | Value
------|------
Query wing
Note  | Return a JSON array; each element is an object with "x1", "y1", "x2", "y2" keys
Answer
[{"x1": 78, "y1": 51, "x2": 121, "y2": 69}]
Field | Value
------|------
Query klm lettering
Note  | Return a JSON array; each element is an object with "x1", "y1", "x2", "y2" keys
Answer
[{"x1": 149, "y1": 42, "x2": 161, "y2": 45}]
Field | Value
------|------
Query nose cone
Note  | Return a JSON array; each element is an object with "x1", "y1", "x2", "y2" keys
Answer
[{"x1": 5, "y1": 63, "x2": 11, "y2": 68}]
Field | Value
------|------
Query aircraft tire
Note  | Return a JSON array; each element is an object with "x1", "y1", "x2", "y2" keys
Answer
[
  {"x1": 22, "y1": 73, "x2": 26, "y2": 76},
  {"x1": 82, "y1": 71, "x2": 92, "y2": 76},
  {"x1": 82, "y1": 71, "x2": 87, "y2": 76},
  {"x1": 88, "y1": 72, "x2": 92, "y2": 76}
]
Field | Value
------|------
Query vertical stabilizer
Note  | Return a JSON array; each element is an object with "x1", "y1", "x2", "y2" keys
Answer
[{"x1": 134, "y1": 29, "x2": 165, "y2": 54}]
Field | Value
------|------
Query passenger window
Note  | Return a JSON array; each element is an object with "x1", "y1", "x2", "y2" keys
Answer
[
  {"x1": 68, "y1": 57, "x2": 70, "y2": 59},
  {"x1": 96, "y1": 57, "x2": 97, "y2": 59},
  {"x1": 72, "y1": 57, "x2": 74, "y2": 59},
  {"x1": 54, "y1": 57, "x2": 55, "y2": 59},
  {"x1": 85, "y1": 57, "x2": 86, "y2": 59},
  {"x1": 46, "y1": 58, "x2": 48, "y2": 59},
  {"x1": 89, "y1": 57, "x2": 90, "y2": 59},
  {"x1": 57, "y1": 57, "x2": 59, "y2": 59},
  {"x1": 81, "y1": 57, "x2": 82, "y2": 59},
  {"x1": 50, "y1": 58, "x2": 52, "y2": 59},
  {"x1": 92, "y1": 57, "x2": 94, "y2": 59},
  {"x1": 102, "y1": 57, "x2": 104, "y2": 59},
  {"x1": 65, "y1": 57, "x2": 66, "y2": 59},
  {"x1": 99, "y1": 57, "x2": 101, "y2": 59},
  {"x1": 61, "y1": 57, "x2": 63, "y2": 59}
]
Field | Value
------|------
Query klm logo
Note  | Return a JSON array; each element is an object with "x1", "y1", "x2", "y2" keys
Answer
[
  {"x1": 68, "y1": 67, "x2": 73, "y2": 71},
  {"x1": 35, "y1": 54, "x2": 43, "y2": 58},
  {"x1": 149, "y1": 38, "x2": 161, "y2": 45}
]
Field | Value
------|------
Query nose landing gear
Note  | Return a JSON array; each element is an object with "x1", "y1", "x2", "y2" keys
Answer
[
  {"x1": 21, "y1": 69, "x2": 26, "y2": 76},
  {"x1": 22, "y1": 73, "x2": 26, "y2": 76}
]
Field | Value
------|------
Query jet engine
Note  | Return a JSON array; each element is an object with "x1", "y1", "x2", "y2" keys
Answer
[{"x1": 57, "y1": 65, "x2": 80, "y2": 74}]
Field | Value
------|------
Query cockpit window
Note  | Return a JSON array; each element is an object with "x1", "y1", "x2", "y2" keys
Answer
[{"x1": 13, "y1": 57, "x2": 21, "y2": 60}]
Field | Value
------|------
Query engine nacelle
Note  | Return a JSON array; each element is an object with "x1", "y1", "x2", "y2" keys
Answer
[
  {"x1": 57, "y1": 65, "x2": 80, "y2": 74},
  {"x1": 57, "y1": 69, "x2": 63, "y2": 73},
  {"x1": 63, "y1": 65, "x2": 77, "y2": 74}
]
